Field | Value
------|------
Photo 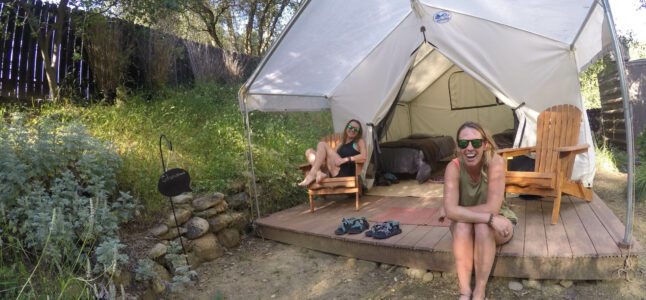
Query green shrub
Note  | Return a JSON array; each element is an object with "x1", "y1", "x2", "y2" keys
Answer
[
  {"x1": 48, "y1": 82, "x2": 333, "y2": 216},
  {"x1": 0, "y1": 113, "x2": 139, "y2": 296}
]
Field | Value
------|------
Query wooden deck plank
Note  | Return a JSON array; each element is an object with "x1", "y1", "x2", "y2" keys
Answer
[
  {"x1": 435, "y1": 227, "x2": 454, "y2": 252},
  {"x1": 541, "y1": 200, "x2": 573, "y2": 257},
  {"x1": 415, "y1": 226, "x2": 450, "y2": 251},
  {"x1": 500, "y1": 198, "x2": 526, "y2": 256},
  {"x1": 397, "y1": 225, "x2": 432, "y2": 247},
  {"x1": 524, "y1": 200, "x2": 548, "y2": 257},
  {"x1": 570, "y1": 196, "x2": 621, "y2": 256},
  {"x1": 255, "y1": 194, "x2": 639, "y2": 280},
  {"x1": 588, "y1": 192, "x2": 644, "y2": 255},
  {"x1": 560, "y1": 197, "x2": 597, "y2": 256}
]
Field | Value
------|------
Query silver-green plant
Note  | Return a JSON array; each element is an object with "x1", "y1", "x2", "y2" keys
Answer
[
  {"x1": 165, "y1": 241, "x2": 197, "y2": 292},
  {"x1": 0, "y1": 113, "x2": 140, "y2": 294}
]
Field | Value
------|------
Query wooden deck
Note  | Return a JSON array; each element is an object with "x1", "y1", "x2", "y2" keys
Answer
[{"x1": 255, "y1": 193, "x2": 643, "y2": 280}]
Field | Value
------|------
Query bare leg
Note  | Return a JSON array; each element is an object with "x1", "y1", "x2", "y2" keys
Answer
[
  {"x1": 298, "y1": 142, "x2": 341, "y2": 186},
  {"x1": 451, "y1": 222, "x2": 475, "y2": 298},
  {"x1": 472, "y1": 223, "x2": 497, "y2": 300}
]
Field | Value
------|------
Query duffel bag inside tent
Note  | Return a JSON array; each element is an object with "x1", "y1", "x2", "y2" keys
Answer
[{"x1": 239, "y1": 0, "x2": 615, "y2": 187}]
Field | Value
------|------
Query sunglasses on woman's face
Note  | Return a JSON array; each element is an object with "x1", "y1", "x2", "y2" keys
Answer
[
  {"x1": 347, "y1": 125, "x2": 360, "y2": 132},
  {"x1": 457, "y1": 139, "x2": 483, "y2": 149}
]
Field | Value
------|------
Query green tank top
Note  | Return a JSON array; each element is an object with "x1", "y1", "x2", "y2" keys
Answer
[{"x1": 456, "y1": 158, "x2": 518, "y2": 223}]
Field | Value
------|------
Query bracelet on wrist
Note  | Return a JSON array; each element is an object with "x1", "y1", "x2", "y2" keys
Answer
[{"x1": 487, "y1": 214, "x2": 494, "y2": 227}]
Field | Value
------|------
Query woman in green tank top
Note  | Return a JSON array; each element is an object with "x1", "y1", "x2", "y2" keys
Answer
[{"x1": 440, "y1": 122, "x2": 517, "y2": 300}]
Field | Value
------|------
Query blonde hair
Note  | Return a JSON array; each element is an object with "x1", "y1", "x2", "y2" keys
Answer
[
  {"x1": 456, "y1": 121, "x2": 498, "y2": 180},
  {"x1": 342, "y1": 119, "x2": 363, "y2": 144}
]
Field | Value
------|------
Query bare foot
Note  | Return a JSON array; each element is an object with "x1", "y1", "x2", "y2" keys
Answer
[
  {"x1": 315, "y1": 171, "x2": 328, "y2": 183},
  {"x1": 298, "y1": 174, "x2": 315, "y2": 186}
]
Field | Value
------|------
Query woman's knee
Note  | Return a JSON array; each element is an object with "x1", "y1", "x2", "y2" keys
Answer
[
  {"x1": 452, "y1": 222, "x2": 474, "y2": 237},
  {"x1": 474, "y1": 223, "x2": 494, "y2": 240},
  {"x1": 316, "y1": 141, "x2": 329, "y2": 149}
]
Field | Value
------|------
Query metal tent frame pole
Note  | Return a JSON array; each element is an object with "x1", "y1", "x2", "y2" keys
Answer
[
  {"x1": 600, "y1": 0, "x2": 635, "y2": 248},
  {"x1": 244, "y1": 101, "x2": 261, "y2": 221}
]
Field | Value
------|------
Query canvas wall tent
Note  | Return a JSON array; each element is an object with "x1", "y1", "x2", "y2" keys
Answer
[{"x1": 239, "y1": 0, "x2": 615, "y2": 187}]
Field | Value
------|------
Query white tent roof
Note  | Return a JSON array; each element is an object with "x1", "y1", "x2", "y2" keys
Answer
[{"x1": 239, "y1": 0, "x2": 613, "y2": 186}]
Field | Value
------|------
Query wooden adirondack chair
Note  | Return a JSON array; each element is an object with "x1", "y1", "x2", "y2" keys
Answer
[
  {"x1": 497, "y1": 104, "x2": 593, "y2": 225},
  {"x1": 298, "y1": 133, "x2": 365, "y2": 212}
]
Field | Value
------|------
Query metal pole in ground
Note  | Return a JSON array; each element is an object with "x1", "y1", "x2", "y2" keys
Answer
[{"x1": 600, "y1": 0, "x2": 635, "y2": 248}]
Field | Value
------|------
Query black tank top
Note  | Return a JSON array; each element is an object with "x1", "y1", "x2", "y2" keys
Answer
[{"x1": 336, "y1": 142, "x2": 360, "y2": 177}]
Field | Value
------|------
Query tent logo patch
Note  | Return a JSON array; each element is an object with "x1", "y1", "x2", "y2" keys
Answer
[{"x1": 434, "y1": 11, "x2": 451, "y2": 24}]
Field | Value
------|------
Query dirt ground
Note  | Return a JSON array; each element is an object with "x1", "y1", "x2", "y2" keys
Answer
[{"x1": 151, "y1": 169, "x2": 646, "y2": 299}]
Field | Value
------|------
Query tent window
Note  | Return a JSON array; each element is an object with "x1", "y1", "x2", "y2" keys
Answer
[{"x1": 449, "y1": 71, "x2": 502, "y2": 110}]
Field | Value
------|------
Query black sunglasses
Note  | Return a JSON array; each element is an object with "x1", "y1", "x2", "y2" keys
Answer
[
  {"x1": 347, "y1": 125, "x2": 360, "y2": 132},
  {"x1": 457, "y1": 139, "x2": 483, "y2": 149}
]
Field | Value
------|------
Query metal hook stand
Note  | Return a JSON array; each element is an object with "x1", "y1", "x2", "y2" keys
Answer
[{"x1": 159, "y1": 135, "x2": 190, "y2": 266}]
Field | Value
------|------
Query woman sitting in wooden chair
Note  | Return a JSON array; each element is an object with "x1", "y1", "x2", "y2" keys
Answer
[{"x1": 298, "y1": 119, "x2": 367, "y2": 186}]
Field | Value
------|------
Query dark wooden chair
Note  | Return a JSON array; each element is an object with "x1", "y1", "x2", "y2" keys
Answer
[
  {"x1": 497, "y1": 104, "x2": 592, "y2": 224},
  {"x1": 298, "y1": 133, "x2": 365, "y2": 211}
]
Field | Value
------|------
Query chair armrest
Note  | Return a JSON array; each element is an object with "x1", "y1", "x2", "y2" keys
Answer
[
  {"x1": 556, "y1": 145, "x2": 589, "y2": 155},
  {"x1": 298, "y1": 163, "x2": 312, "y2": 174},
  {"x1": 496, "y1": 146, "x2": 536, "y2": 158}
]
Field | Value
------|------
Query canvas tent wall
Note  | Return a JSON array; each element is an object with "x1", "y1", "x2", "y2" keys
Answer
[
  {"x1": 381, "y1": 43, "x2": 515, "y2": 143},
  {"x1": 239, "y1": 0, "x2": 613, "y2": 187}
]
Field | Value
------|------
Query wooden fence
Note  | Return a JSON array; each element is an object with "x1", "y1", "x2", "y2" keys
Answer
[
  {"x1": 597, "y1": 58, "x2": 646, "y2": 149},
  {"x1": 0, "y1": 1, "x2": 258, "y2": 101}
]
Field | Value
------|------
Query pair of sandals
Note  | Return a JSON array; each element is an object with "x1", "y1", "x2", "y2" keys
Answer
[
  {"x1": 334, "y1": 217, "x2": 369, "y2": 235},
  {"x1": 365, "y1": 220, "x2": 402, "y2": 239}
]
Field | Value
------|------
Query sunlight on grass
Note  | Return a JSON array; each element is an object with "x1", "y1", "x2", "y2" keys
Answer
[
  {"x1": 596, "y1": 145, "x2": 620, "y2": 173},
  {"x1": 8, "y1": 82, "x2": 334, "y2": 216}
]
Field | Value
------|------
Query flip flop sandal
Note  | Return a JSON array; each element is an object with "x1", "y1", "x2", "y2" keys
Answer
[
  {"x1": 373, "y1": 221, "x2": 402, "y2": 239},
  {"x1": 334, "y1": 217, "x2": 356, "y2": 235},
  {"x1": 365, "y1": 222, "x2": 386, "y2": 237},
  {"x1": 348, "y1": 217, "x2": 369, "y2": 234}
]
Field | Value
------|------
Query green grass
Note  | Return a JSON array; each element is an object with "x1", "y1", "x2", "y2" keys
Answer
[{"x1": 23, "y1": 82, "x2": 333, "y2": 216}]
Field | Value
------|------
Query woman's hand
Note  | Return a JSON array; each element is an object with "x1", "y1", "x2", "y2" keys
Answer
[
  {"x1": 334, "y1": 156, "x2": 348, "y2": 167},
  {"x1": 490, "y1": 215, "x2": 510, "y2": 237},
  {"x1": 438, "y1": 206, "x2": 447, "y2": 223}
]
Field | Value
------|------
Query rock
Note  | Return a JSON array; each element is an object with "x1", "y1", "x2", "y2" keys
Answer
[
  {"x1": 407, "y1": 268, "x2": 426, "y2": 280},
  {"x1": 432, "y1": 271, "x2": 442, "y2": 279},
  {"x1": 172, "y1": 193, "x2": 193, "y2": 204},
  {"x1": 422, "y1": 272, "x2": 434, "y2": 282},
  {"x1": 194, "y1": 208, "x2": 219, "y2": 218},
  {"x1": 208, "y1": 214, "x2": 233, "y2": 233},
  {"x1": 166, "y1": 209, "x2": 191, "y2": 227},
  {"x1": 112, "y1": 269, "x2": 132, "y2": 287},
  {"x1": 508, "y1": 281, "x2": 524, "y2": 291},
  {"x1": 214, "y1": 200, "x2": 228, "y2": 213},
  {"x1": 171, "y1": 237, "x2": 193, "y2": 252},
  {"x1": 192, "y1": 233, "x2": 224, "y2": 261},
  {"x1": 356, "y1": 260, "x2": 377, "y2": 273},
  {"x1": 216, "y1": 228, "x2": 241, "y2": 248},
  {"x1": 148, "y1": 243, "x2": 168, "y2": 260},
  {"x1": 559, "y1": 280, "x2": 574, "y2": 288},
  {"x1": 441, "y1": 272, "x2": 457, "y2": 280},
  {"x1": 152, "y1": 278, "x2": 166, "y2": 294},
  {"x1": 192, "y1": 193, "x2": 225, "y2": 211},
  {"x1": 157, "y1": 226, "x2": 187, "y2": 240},
  {"x1": 226, "y1": 192, "x2": 249, "y2": 210},
  {"x1": 379, "y1": 263, "x2": 392, "y2": 270},
  {"x1": 229, "y1": 212, "x2": 248, "y2": 232},
  {"x1": 346, "y1": 258, "x2": 357, "y2": 268},
  {"x1": 150, "y1": 224, "x2": 168, "y2": 237},
  {"x1": 141, "y1": 288, "x2": 157, "y2": 300},
  {"x1": 522, "y1": 279, "x2": 542, "y2": 290},
  {"x1": 185, "y1": 217, "x2": 210, "y2": 239},
  {"x1": 187, "y1": 251, "x2": 202, "y2": 269}
]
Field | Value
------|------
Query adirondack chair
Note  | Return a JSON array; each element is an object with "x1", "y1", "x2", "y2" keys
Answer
[
  {"x1": 299, "y1": 133, "x2": 365, "y2": 212},
  {"x1": 497, "y1": 104, "x2": 593, "y2": 225}
]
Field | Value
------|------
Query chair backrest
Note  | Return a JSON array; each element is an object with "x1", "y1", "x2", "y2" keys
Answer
[
  {"x1": 534, "y1": 104, "x2": 582, "y2": 178},
  {"x1": 321, "y1": 133, "x2": 345, "y2": 149}
]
